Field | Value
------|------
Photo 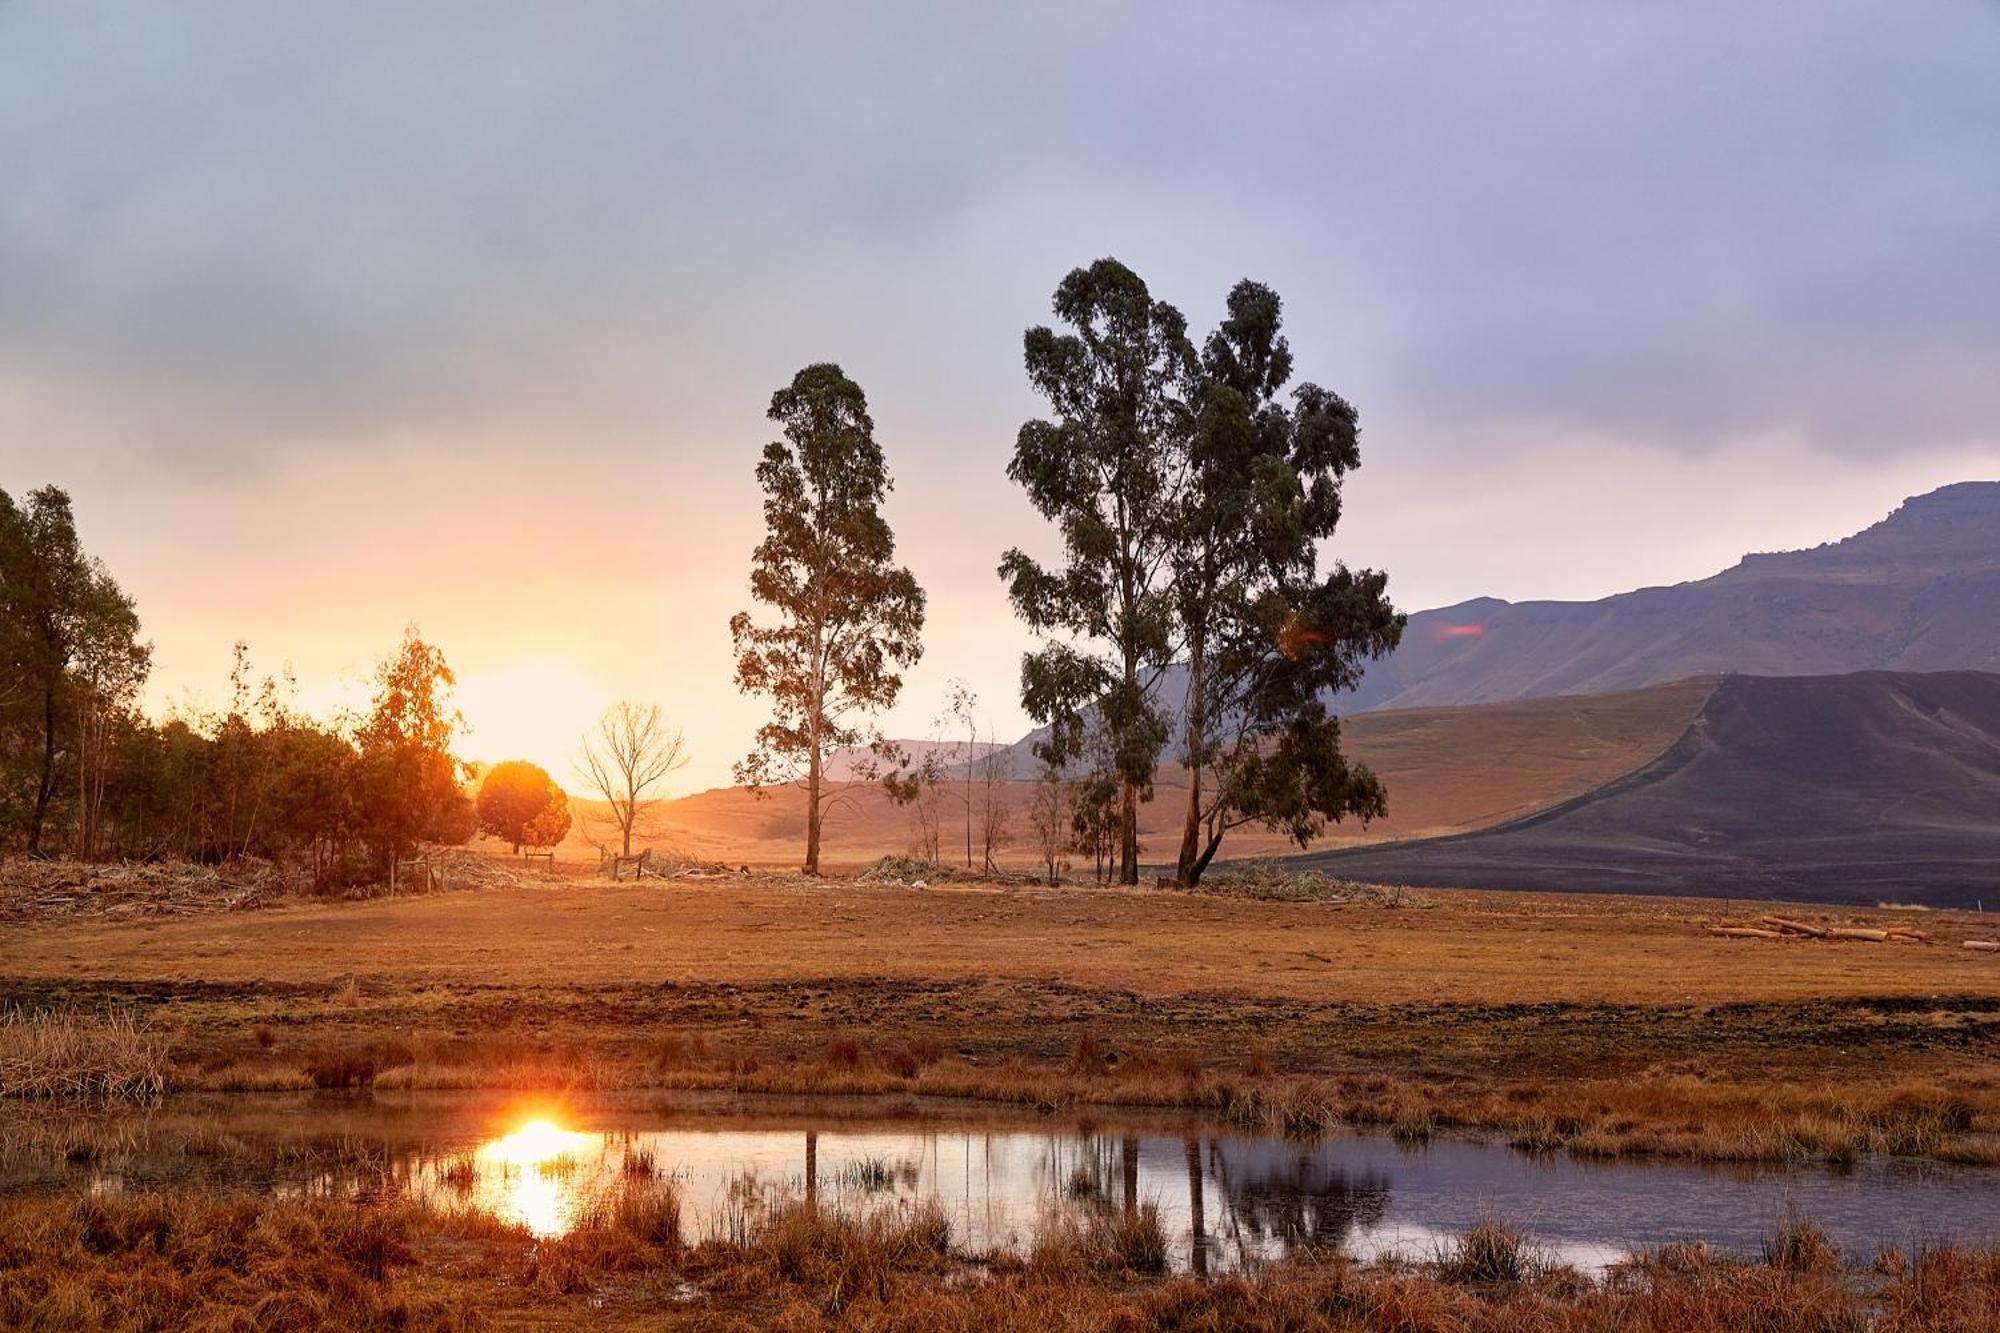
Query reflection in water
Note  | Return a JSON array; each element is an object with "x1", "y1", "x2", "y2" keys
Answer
[
  {"x1": 462, "y1": 1118, "x2": 605, "y2": 1237},
  {"x1": 14, "y1": 1094, "x2": 2000, "y2": 1276},
  {"x1": 1209, "y1": 1142, "x2": 1391, "y2": 1255}
]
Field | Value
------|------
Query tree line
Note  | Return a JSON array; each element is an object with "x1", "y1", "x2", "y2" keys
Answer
[
  {"x1": 0, "y1": 495, "x2": 473, "y2": 883},
  {"x1": 731, "y1": 257, "x2": 1404, "y2": 884}
]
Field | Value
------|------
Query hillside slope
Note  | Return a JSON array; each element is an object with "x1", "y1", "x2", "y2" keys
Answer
[
  {"x1": 1347, "y1": 481, "x2": 2000, "y2": 712},
  {"x1": 547, "y1": 680, "x2": 1711, "y2": 868},
  {"x1": 1307, "y1": 670, "x2": 2000, "y2": 905}
]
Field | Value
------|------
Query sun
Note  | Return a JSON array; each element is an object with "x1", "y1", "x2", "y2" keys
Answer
[{"x1": 453, "y1": 658, "x2": 606, "y2": 781}]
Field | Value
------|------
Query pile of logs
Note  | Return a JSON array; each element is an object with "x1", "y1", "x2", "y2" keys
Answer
[{"x1": 1710, "y1": 915, "x2": 1934, "y2": 944}]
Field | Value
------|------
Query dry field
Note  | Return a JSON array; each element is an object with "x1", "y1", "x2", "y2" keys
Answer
[
  {"x1": 560, "y1": 679, "x2": 1714, "y2": 867},
  {"x1": 8, "y1": 860, "x2": 2000, "y2": 1165},
  {"x1": 6, "y1": 1187, "x2": 2000, "y2": 1331}
]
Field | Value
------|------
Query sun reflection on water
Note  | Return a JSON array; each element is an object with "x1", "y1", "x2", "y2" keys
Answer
[{"x1": 468, "y1": 1117, "x2": 605, "y2": 1237}]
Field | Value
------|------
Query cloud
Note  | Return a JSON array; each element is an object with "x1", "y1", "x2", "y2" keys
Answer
[{"x1": 1, "y1": 1, "x2": 1994, "y2": 486}]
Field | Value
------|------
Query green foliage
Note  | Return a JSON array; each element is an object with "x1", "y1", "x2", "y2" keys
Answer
[
  {"x1": 999, "y1": 259, "x2": 1196, "y2": 884},
  {"x1": 1172, "y1": 280, "x2": 1404, "y2": 883},
  {"x1": 998, "y1": 265, "x2": 1405, "y2": 886},
  {"x1": 0, "y1": 485, "x2": 150, "y2": 856},
  {"x1": 476, "y1": 760, "x2": 571, "y2": 851},
  {"x1": 730, "y1": 363, "x2": 925, "y2": 874},
  {"x1": 354, "y1": 630, "x2": 475, "y2": 868}
]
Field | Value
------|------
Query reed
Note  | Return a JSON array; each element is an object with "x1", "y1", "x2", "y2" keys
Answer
[{"x1": 0, "y1": 1007, "x2": 166, "y2": 1101}]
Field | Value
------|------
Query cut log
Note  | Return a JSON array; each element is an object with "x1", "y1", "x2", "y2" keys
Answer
[
  {"x1": 1760, "y1": 916, "x2": 1827, "y2": 938},
  {"x1": 1963, "y1": 940, "x2": 2000, "y2": 953},
  {"x1": 1826, "y1": 927, "x2": 1891, "y2": 942},
  {"x1": 1885, "y1": 927, "x2": 1931, "y2": 942},
  {"x1": 1710, "y1": 926, "x2": 1783, "y2": 939}
]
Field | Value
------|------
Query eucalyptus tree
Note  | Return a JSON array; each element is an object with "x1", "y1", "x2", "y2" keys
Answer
[
  {"x1": 1000, "y1": 259, "x2": 1196, "y2": 884},
  {"x1": 1170, "y1": 281, "x2": 1404, "y2": 884},
  {"x1": 0, "y1": 486, "x2": 149, "y2": 856},
  {"x1": 731, "y1": 363, "x2": 926, "y2": 876}
]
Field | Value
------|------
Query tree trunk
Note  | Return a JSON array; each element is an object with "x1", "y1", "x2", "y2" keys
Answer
[
  {"x1": 804, "y1": 745, "x2": 823, "y2": 876},
  {"x1": 1187, "y1": 824, "x2": 1225, "y2": 887},
  {"x1": 1175, "y1": 643, "x2": 1206, "y2": 885},
  {"x1": 27, "y1": 681, "x2": 57, "y2": 856},
  {"x1": 621, "y1": 777, "x2": 634, "y2": 857},
  {"x1": 1118, "y1": 780, "x2": 1139, "y2": 884}
]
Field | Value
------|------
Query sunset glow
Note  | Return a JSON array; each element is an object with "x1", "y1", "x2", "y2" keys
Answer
[{"x1": 454, "y1": 659, "x2": 610, "y2": 783}]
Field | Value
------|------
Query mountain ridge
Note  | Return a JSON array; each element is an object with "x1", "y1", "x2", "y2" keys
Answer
[{"x1": 1303, "y1": 668, "x2": 2000, "y2": 905}]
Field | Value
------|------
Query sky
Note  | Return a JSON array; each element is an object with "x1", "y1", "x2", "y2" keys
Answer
[{"x1": 3, "y1": 2, "x2": 1998, "y2": 791}]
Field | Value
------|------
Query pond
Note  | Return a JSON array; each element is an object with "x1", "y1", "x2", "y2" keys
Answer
[{"x1": 5, "y1": 1090, "x2": 1997, "y2": 1273}]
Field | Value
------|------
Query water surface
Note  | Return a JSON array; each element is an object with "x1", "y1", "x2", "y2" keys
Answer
[{"x1": 6, "y1": 1090, "x2": 1996, "y2": 1274}]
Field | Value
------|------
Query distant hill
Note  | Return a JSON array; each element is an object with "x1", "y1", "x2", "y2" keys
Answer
[
  {"x1": 823, "y1": 739, "x2": 1007, "y2": 781},
  {"x1": 550, "y1": 680, "x2": 1708, "y2": 869},
  {"x1": 1306, "y1": 670, "x2": 2000, "y2": 906},
  {"x1": 1345, "y1": 480, "x2": 2000, "y2": 712}
]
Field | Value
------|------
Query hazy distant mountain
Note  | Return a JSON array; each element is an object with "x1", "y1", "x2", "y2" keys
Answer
[
  {"x1": 1345, "y1": 480, "x2": 2000, "y2": 712},
  {"x1": 1307, "y1": 670, "x2": 2000, "y2": 905},
  {"x1": 822, "y1": 739, "x2": 1008, "y2": 781}
]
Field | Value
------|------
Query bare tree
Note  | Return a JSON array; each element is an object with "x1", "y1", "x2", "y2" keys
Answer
[
  {"x1": 1028, "y1": 756, "x2": 1069, "y2": 886},
  {"x1": 576, "y1": 701, "x2": 688, "y2": 857},
  {"x1": 944, "y1": 678, "x2": 977, "y2": 868},
  {"x1": 975, "y1": 734, "x2": 1011, "y2": 873}
]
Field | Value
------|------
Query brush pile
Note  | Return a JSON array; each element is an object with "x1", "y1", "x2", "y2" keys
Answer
[
  {"x1": 0, "y1": 858, "x2": 284, "y2": 923},
  {"x1": 414, "y1": 850, "x2": 568, "y2": 891},
  {"x1": 1190, "y1": 860, "x2": 1427, "y2": 907},
  {"x1": 1709, "y1": 914, "x2": 1932, "y2": 944},
  {"x1": 856, "y1": 855, "x2": 972, "y2": 886}
]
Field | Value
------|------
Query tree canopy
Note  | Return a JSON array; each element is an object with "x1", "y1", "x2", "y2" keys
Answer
[
  {"x1": 999, "y1": 259, "x2": 1196, "y2": 884},
  {"x1": 1001, "y1": 262, "x2": 1404, "y2": 885},
  {"x1": 731, "y1": 363, "x2": 926, "y2": 875},
  {"x1": 476, "y1": 760, "x2": 571, "y2": 851}
]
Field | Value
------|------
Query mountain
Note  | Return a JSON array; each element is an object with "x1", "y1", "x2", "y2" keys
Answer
[
  {"x1": 1345, "y1": 481, "x2": 2000, "y2": 712},
  {"x1": 1305, "y1": 670, "x2": 2000, "y2": 905},
  {"x1": 996, "y1": 481, "x2": 1999, "y2": 772}
]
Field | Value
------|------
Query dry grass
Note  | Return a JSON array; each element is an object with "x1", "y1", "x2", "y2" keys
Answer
[
  {"x1": 5, "y1": 1191, "x2": 1999, "y2": 1330},
  {"x1": 12, "y1": 867, "x2": 2000, "y2": 1166},
  {"x1": 0, "y1": 1008, "x2": 165, "y2": 1101}
]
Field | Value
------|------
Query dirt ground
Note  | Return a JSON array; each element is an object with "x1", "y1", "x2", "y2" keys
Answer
[{"x1": 8, "y1": 870, "x2": 2000, "y2": 1095}]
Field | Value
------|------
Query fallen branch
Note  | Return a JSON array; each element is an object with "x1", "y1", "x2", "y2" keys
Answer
[{"x1": 1710, "y1": 926, "x2": 1783, "y2": 940}]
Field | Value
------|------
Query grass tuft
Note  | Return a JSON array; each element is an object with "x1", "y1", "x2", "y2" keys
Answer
[{"x1": 0, "y1": 1007, "x2": 166, "y2": 1101}]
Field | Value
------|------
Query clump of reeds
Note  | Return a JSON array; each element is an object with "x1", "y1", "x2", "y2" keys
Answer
[
  {"x1": 301, "y1": 1044, "x2": 380, "y2": 1089},
  {"x1": 1762, "y1": 1212, "x2": 1842, "y2": 1274},
  {"x1": 436, "y1": 1156, "x2": 477, "y2": 1191},
  {"x1": 0, "y1": 1192, "x2": 466, "y2": 1330},
  {"x1": 699, "y1": 1198, "x2": 954, "y2": 1314},
  {"x1": 1437, "y1": 1214, "x2": 1540, "y2": 1284},
  {"x1": 1031, "y1": 1205, "x2": 1168, "y2": 1277},
  {"x1": 823, "y1": 1035, "x2": 862, "y2": 1070},
  {"x1": 0, "y1": 1007, "x2": 166, "y2": 1101}
]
